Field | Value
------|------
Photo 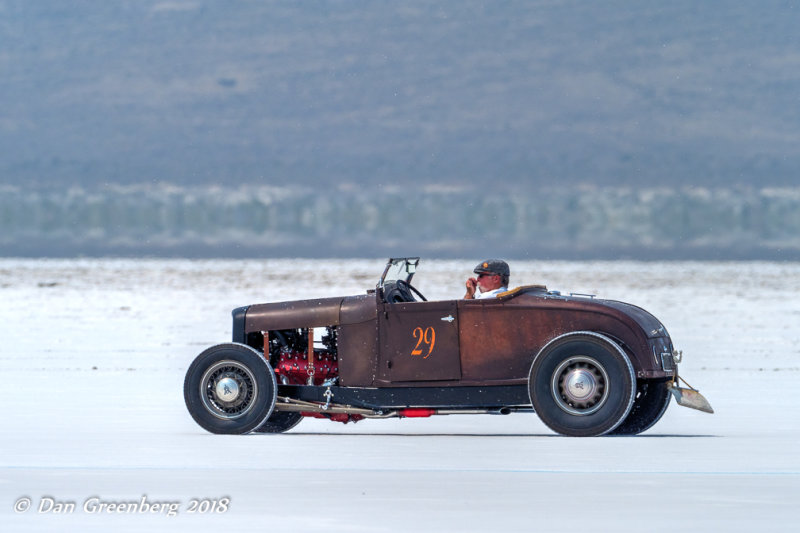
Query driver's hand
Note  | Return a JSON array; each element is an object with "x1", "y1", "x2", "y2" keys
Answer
[{"x1": 464, "y1": 277, "x2": 477, "y2": 299}]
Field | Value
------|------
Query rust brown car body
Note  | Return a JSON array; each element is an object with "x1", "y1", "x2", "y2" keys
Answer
[
  {"x1": 184, "y1": 258, "x2": 704, "y2": 437},
  {"x1": 241, "y1": 288, "x2": 673, "y2": 387}
]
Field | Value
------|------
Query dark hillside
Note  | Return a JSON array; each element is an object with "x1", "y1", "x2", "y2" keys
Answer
[{"x1": 2, "y1": 1, "x2": 799, "y2": 190}]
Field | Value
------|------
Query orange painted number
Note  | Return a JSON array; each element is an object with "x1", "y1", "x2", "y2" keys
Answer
[{"x1": 411, "y1": 326, "x2": 436, "y2": 359}]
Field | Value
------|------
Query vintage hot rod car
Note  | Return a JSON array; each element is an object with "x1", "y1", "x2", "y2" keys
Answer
[{"x1": 184, "y1": 258, "x2": 712, "y2": 437}]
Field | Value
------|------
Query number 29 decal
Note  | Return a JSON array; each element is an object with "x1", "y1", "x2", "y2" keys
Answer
[{"x1": 411, "y1": 326, "x2": 436, "y2": 359}]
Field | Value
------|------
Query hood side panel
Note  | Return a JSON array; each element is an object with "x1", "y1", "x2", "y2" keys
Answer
[{"x1": 245, "y1": 296, "x2": 343, "y2": 332}]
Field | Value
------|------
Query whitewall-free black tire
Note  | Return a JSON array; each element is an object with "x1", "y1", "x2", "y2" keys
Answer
[
  {"x1": 184, "y1": 343, "x2": 277, "y2": 434},
  {"x1": 529, "y1": 332, "x2": 636, "y2": 437}
]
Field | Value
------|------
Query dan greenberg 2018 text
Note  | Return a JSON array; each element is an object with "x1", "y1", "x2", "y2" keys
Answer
[{"x1": 13, "y1": 495, "x2": 231, "y2": 517}]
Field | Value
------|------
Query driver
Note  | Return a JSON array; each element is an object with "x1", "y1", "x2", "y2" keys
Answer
[{"x1": 464, "y1": 259, "x2": 510, "y2": 299}]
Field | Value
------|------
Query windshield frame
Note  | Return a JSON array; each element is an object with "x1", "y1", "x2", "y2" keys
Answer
[{"x1": 378, "y1": 257, "x2": 420, "y2": 288}]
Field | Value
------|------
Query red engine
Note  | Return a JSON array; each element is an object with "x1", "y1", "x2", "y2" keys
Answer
[
  {"x1": 273, "y1": 348, "x2": 338, "y2": 386},
  {"x1": 266, "y1": 327, "x2": 339, "y2": 386},
  {"x1": 267, "y1": 328, "x2": 352, "y2": 421}
]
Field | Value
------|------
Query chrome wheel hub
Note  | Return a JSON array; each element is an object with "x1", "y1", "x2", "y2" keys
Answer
[
  {"x1": 200, "y1": 361, "x2": 258, "y2": 420},
  {"x1": 215, "y1": 376, "x2": 241, "y2": 403},
  {"x1": 552, "y1": 356, "x2": 609, "y2": 416},
  {"x1": 564, "y1": 369, "x2": 598, "y2": 402}
]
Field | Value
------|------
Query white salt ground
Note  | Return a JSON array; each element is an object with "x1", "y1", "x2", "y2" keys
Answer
[{"x1": 1, "y1": 259, "x2": 797, "y2": 532}]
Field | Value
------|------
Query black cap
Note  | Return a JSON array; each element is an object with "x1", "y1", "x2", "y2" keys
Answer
[{"x1": 473, "y1": 259, "x2": 510, "y2": 277}]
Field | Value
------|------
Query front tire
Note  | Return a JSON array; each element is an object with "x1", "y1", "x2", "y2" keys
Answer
[
  {"x1": 184, "y1": 343, "x2": 277, "y2": 434},
  {"x1": 529, "y1": 332, "x2": 636, "y2": 437}
]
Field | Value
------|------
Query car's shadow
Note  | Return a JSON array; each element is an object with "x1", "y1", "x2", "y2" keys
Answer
[{"x1": 278, "y1": 432, "x2": 717, "y2": 438}]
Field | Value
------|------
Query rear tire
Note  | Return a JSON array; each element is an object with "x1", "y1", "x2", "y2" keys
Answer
[
  {"x1": 529, "y1": 332, "x2": 636, "y2": 437},
  {"x1": 253, "y1": 411, "x2": 303, "y2": 434},
  {"x1": 608, "y1": 379, "x2": 671, "y2": 435},
  {"x1": 184, "y1": 343, "x2": 277, "y2": 434}
]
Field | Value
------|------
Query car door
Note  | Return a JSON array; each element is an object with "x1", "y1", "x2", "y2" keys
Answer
[{"x1": 377, "y1": 300, "x2": 461, "y2": 383}]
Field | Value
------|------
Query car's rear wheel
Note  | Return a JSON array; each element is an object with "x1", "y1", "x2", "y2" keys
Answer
[
  {"x1": 252, "y1": 411, "x2": 304, "y2": 433},
  {"x1": 184, "y1": 343, "x2": 277, "y2": 434},
  {"x1": 608, "y1": 379, "x2": 671, "y2": 435},
  {"x1": 529, "y1": 332, "x2": 636, "y2": 437}
]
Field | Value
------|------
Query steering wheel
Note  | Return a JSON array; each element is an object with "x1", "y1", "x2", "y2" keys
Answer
[
  {"x1": 383, "y1": 280, "x2": 427, "y2": 303},
  {"x1": 397, "y1": 280, "x2": 427, "y2": 302}
]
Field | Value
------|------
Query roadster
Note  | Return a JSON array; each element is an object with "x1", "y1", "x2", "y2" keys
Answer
[{"x1": 184, "y1": 257, "x2": 712, "y2": 437}]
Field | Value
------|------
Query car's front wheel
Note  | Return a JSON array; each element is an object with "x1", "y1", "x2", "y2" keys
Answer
[
  {"x1": 184, "y1": 343, "x2": 277, "y2": 434},
  {"x1": 529, "y1": 332, "x2": 636, "y2": 437}
]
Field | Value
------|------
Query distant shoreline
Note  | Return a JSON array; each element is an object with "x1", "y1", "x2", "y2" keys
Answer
[{"x1": 2, "y1": 184, "x2": 799, "y2": 261}]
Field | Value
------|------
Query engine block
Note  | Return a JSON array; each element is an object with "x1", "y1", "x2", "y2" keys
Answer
[{"x1": 273, "y1": 348, "x2": 338, "y2": 386}]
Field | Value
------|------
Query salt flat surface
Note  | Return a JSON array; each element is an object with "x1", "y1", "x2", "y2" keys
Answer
[{"x1": 1, "y1": 259, "x2": 798, "y2": 532}]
